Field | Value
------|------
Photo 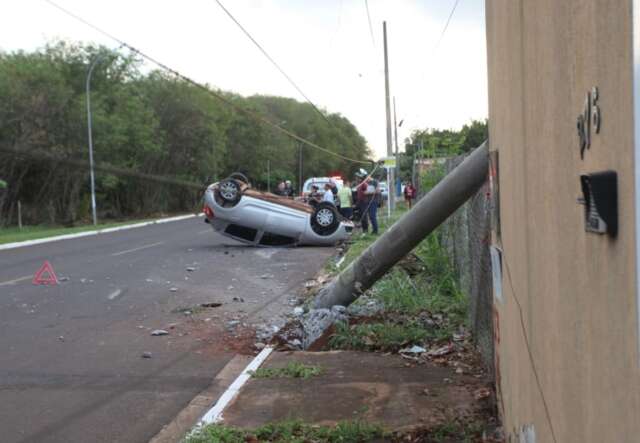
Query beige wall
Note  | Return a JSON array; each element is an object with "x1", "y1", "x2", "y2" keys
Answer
[{"x1": 486, "y1": 1, "x2": 640, "y2": 441}]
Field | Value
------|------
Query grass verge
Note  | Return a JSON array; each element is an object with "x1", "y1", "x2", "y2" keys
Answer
[
  {"x1": 186, "y1": 420, "x2": 385, "y2": 443},
  {"x1": 327, "y1": 205, "x2": 467, "y2": 353},
  {"x1": 0, "y1": 216, "x2": 181, "y2": 245},
  {"x1": 250, "y1": 362, "x2": 323, "y2": 379}
]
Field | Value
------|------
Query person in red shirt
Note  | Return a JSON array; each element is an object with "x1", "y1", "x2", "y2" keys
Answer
[{"x1": 404, "y1": 181, "x2": 417, "y2": 209}]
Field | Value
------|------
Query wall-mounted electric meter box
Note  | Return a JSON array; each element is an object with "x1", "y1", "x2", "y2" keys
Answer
[{"x1": 579, "y1": 171, "x2": 617, "y2": 237}]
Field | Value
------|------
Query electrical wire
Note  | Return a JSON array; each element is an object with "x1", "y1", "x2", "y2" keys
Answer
[
  {"x1": 364, "y1": 0, "x2": 376, "y2": 47},
  {"x1": 43, "y1": 0, "x2": 371, "y2": 166},
  {"x1": 433, "y1": 0, "x2": 461, "y2": 52},
  {"x1": 501, "y1": 247, "x2": 559, "y2": 443},
  {"x1": 213, "y1": 0, "x2": 331, "y2": 126}
]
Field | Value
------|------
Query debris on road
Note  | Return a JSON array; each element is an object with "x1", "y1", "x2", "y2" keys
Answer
[
  {"x1": 293, "y1": 307, "x2": 304, "y2": 316},
  {"x1": 400, "y1": 345, "x2": 427, "y2": 355},
  {"x1": 427, "y1": 344, "x2": 454, "y2": 357},
  {"x1": 186, "y1": 266, "x2": 196, "y2": 272},
  {"x1": 232, "y1": 297, "x2": 245, "y2": 303},
  {"x1": 260, "y1": 273, "x2": 272, "y2": 279},
  {"x1": 201, "y1": 302, "x2": 222, "y2": 308},
  {"x1": 151, "y1": 329, "x2": 169, "y2": 336},
  {"x1": 169, "y1": 287, "x2": 178, "y2": 292},
  {"x1": 142, "y1": 352, "x2": 153, "y2": 359}
]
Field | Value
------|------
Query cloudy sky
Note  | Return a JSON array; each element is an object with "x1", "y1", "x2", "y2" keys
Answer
[{"x1": 1, "y1": 0, "x2": 488, "y2": 159}]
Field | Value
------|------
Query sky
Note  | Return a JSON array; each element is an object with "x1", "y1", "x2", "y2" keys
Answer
[{"x1": 0, "y1": 0, "x2": 488, "y2": 159}]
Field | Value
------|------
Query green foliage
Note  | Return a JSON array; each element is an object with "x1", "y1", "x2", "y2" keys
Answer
[
  {"x1": 0, "y1": 41, "x2": 370, "y2": 226},
  {"x1": 250, "y1": 362, "x2": 323, "y2": 379},
  {"x1": 329, "y1": 321, "x2": 428, "y2": 352},
  {"x1": 186, "y1": 420, "x2": 386, "y2": 443},
  {"x1": 0, "y1": 179, "x2": 6, "y2": 189}
]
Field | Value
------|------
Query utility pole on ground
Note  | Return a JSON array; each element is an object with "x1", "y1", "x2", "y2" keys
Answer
[{"x1": 383, "y1": 21, "x2": 395, "y2": 211}]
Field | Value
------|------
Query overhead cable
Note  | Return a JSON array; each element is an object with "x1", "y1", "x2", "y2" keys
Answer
[
  {"x1": 43, "y1": 0, "x2": 371, "y2": 165},
  {"x1": 364, "y1": 0, "x2": 376, "y2": 47},
  {"x1": 433, "y1": 0, "x2": 461, "y2": 52}
]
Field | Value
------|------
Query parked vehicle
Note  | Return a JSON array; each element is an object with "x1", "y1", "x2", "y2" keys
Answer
[
  {"x1": 301, "y1": 177, "x2": 344, "y2": 197},
  {"x1": 203, "y1": 173, "x2": 354, "y2": 246}
]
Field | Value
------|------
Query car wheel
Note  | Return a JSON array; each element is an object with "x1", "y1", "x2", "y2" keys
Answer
[
  {"x1": 311, "y1": 202, "x2": 339, "y2": 236},
  {"x1": 229, "y1": 172, "x2": 249, "y2": 184},
  {"x1": 216, "y1": 179, "x2": 241, "y2": 206}
]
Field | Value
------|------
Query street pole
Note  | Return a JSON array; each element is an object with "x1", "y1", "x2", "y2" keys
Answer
[
  {"x1": 299, "y1": 144, "x2": 303, "y2": 195},
  {"x1": 393, "y1": 97, "x2": 400, "y2": 199},
  {"x1": 383, "y1": 21, "x2": 395, "y2": 211},
  {"x1": 267, "y1": 159, "x2": 271, "y2": 192},
  {"x1": 86, "y1": 53, "x2": 108, "y2": 227}
]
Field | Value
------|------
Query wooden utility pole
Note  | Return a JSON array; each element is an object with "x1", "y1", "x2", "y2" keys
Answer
[{"x1": 383, "y1": 21, "x2": 395, "y2": 210}]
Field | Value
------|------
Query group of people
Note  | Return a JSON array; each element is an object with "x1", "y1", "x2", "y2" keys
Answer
[
  {"x1": 273, "y1": 180, "x2": 294, "y2": 197},
  {"x1": 274, "y1": 174, "x2": 417, "y2": 237}
]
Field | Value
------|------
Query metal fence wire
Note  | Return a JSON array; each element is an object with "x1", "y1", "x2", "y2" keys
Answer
[{"x1": 439, "y1": 155, "x2": 494, "y2": 375}]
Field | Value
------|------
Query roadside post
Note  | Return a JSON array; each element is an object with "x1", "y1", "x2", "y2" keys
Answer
[{"x1": 381, "y1": 156, "x2": 396, "y2": 219}]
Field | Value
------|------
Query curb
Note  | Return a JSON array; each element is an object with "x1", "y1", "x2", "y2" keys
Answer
[{"x1": 0, "y1": 213, "x2": 202, "y2": 251}]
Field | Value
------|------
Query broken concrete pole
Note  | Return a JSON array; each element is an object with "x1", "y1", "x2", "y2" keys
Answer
[{"x1": 314, "y1": 141, "x2": 489, "y2": 309}]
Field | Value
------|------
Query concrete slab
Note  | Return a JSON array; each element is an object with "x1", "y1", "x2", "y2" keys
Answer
[{"x1": 222, "y1": 351, "x2": 491, "y2": 431}]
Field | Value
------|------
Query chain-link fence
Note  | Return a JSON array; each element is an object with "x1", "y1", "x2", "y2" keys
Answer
[{"x1": 438, "y1": 155, "x2": 494, "y2": 375}]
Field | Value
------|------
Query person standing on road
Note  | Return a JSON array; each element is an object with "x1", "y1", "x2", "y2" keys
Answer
[
  {"x1": 404, "y1": 181, "x2": 417, "y2": 209},
  {"x1": 356, "y1": 174, "x2": 371, "y2": 234},
  {"x1": 366, "y1": 177, "x2": 379, "y2": 235},
  {"x1": 274, "y1": 181, "x2": 285, "y2": 196},
  {"x1": 283, "y1": 180, "x2": 294, "y2": 198},
  {"x1": 323, "y1": 183, "x2": 336, "y2": 204},
  {"x1": 337, "y1": 179, "x2": 353, "y2": 219}
]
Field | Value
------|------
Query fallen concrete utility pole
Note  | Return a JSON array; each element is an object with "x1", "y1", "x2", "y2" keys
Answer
[{"x1": 314, "y1": 141, "x2": 489, "y2": 309}]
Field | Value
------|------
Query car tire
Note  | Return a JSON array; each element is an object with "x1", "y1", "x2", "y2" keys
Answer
[
  {"x1": 311, "y1": 202, "x2": 340, "y2": 236},
  {"x1": 229, "y1": 172, "x2": 249, "y2": 184},
  {"x1": 216, "y1": 179, "x2": 242, "y2": 206}
]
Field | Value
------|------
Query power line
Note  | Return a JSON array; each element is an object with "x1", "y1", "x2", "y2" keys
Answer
[
  {"x1": 213, "y1": 0, "x2": 332, "y2": 126},
  {"x1": 43, "y1": 0, "x2": 371, "y2": 166},
  {"x1": 364, "y1": 0, "x2": 376, "y2": 47},
  {"x1": 434, "y1": 0, "x2": 461, "y2": 52}
]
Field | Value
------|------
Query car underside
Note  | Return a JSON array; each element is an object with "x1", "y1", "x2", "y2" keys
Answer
[{"x1": 203, "y1": 173, "x2": 353, "y2": 247}]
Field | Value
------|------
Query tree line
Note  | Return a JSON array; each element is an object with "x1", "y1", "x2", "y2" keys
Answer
[{"x1": 0, "y1": 41, "x2": 371, "y2": 226}]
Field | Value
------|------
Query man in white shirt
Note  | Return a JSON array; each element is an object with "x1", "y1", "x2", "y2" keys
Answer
[{"x1": 323, "y1": 183, "x2": 335, "y2": 204}]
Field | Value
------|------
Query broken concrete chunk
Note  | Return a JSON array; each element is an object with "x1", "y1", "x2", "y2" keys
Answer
[
  {"x1": 254, "y1": 342, "x2": 266, "y2": 350},
  {"x1": 186, "y1": 266, "x2": 196, "y2": 272},
  {"x1": 151, "y1": 329, "x2": 169, "y2": 336},
  {"x1": 293, "y1": 307, "x2": 305, "y2": 316}
]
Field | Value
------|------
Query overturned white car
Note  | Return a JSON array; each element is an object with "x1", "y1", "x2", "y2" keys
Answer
[{"x1": 203, "y1": 173, "x2": 354, "y2": 246}]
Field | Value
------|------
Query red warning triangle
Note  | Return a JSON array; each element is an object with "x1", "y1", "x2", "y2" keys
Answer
[{"x1": 33, "y1": 260, "x2": 59, "y2": 286}]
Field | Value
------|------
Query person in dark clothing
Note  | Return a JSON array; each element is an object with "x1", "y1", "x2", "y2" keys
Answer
[
  {"x1": 404, "y1": 181, "x2": 417, "y2": 209},
  {"x1": 356, "y1": 175, "x2": 378, "y2": 234}
]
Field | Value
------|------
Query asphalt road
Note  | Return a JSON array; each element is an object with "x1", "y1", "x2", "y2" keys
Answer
[{"x1": 0, "y1": 217, "x2": 334, "y2": 443}]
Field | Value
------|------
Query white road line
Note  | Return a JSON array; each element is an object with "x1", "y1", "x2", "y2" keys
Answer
[
  {"x1": 197, "y1": 346, "x2": 274, "y2": 426},
  {"x1": 0, "y1": 275, "x2": 32, "y2": 287},
  {"x1": 111, "y1": 242, "x2": 164, "y2": 257},
  {"x1": 198, "y1": 229, "x2": 212, "y2": 234},
  {"x1": 107, "y1": 289, "x2": 122, "y2": 300},
  {"x1": 0, "y1": 213, "x2": 202, "y2": 252}
]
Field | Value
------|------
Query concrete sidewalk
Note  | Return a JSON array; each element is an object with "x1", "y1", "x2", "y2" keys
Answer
[{"x1": 221, "y1": 350, "x2": 493, "y2": 432}]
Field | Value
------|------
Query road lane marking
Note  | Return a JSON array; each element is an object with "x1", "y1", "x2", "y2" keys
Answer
[
  {"x1": 107, "y1": 289, "x2": 122, "y2": 300},
  {"x1": 0, "y1": 213, "x2": 202, "y2": 251},
  {"x1": 197, "y1": 346, "x2": 274, "y2": 426},
  {"x1": 0, "y1": 275, "x2": 32, "y2": 286},
  {"x1": 111, "y1": 241, "x2": 164, "y2": 257}
]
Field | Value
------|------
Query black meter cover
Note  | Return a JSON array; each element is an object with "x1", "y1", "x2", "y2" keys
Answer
[{"x1": 579, "y1": 171, "x2": 617, "y2": 237}]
